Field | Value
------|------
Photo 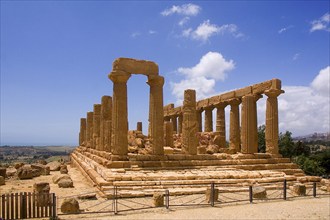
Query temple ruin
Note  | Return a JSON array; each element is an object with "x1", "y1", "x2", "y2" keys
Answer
[{"x1": 71, "y1": 58, "x2": 321, "y2": 197}]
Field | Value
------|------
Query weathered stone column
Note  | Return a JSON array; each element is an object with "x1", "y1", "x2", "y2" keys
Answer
[
  {"x1": 164, "y1": 121, "x2": 174, "y2": 147},
  {"x1": 100, "y1": 96, "x2": 112, "y2": 152},
  {"x1": 171, "y1": 116, "x2": 178, "y2": 134},
  {"x1": 204, "y1": 107, "x2": 213, "y2": 132},
  {"x1": 147, "y1": 75, "x2": 165, "y2": 155},
  {"x1": 86, "y1": 112, "x2": 93, "y2": 148},
  {"x1": 109, "y1": 71, "x2": 131, "y2": 155},
  {"x1": 241, "y1": 94, "x2": 261, "y2": 154},
  {"x1": 265, "y1": 89, "x2": 284, "y2": 155},
  {"x1": 215, "y1": 103, "x2": 227, "y2": 148},
  {"x1": 137, "y1": 122, "x2": 143, "y2": 132},
  {"x1": 228, "y1": 99, "x2": 241, "y2": 153},
  {"x1": 196, "y1": 109, "x2": 203, "y2": 132},
  {"x1": 178, "y1": 113, "x2": 183, "y2": 134},
  {"x1": 182, "y1": 89, "x2": 198, "y2": 155},
  {"x1": 79, "y1": 118, "x2": 86, "y2": 146},
  {"x1": 93, "y1": 104, "x2": 101, "y2": 151}
]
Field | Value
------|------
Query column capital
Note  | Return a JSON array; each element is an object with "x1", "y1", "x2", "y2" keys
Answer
[
  {"x1": 264, "y1": 89, "x2": 284, "y2": 98},
  {"x1": 214, "y1": 102, "x2": 227, "y2": 109},
  {"x1": 108, "y1": 70, "x2": 131, "y2": 83},
  {"x1": 204, "y1": 106, "x2": 214, "y2": 111},
  {"x1": 228, "y1": 98, "x2": 241, "y2": 106},
  {"x1": 147, "y1": 75, "x2": 164, "y2": 86}
]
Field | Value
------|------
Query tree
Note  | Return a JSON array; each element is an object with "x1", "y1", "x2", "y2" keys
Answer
[
  {"x1": 258, "y1": 125, "x2": 266, "y2": 153},
  {"x1": 279, "y1": 131, "x2": 295, "y2": 159}
]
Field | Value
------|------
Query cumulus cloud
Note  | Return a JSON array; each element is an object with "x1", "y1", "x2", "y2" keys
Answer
[
  {"x1": 178, "y1": 17, "x2": 190, "y2": 26},
  {"x1": 182, "y1": 20, "x2": 244, "y2": 42},
  {"x1": 161, "y1": 3, "x2": 201, "y2": 16},
  {"x1": 310, "y1": 12, "x2": 330, "y2": 32},
  {"x1": 171, "y1": 52, "x2": 235, "y2": 104},
  {"x1": 257, "y1": 66, "x2": 330, "y2": 136}
]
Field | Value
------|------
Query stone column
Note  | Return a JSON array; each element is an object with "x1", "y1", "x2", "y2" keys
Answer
[
  {"x1": 109, "y1": 71, "x2": 131, "y2": 155},
  {"x1": 171, "y1": 116, "x2": 178, "y2": 134},
  {"x1": 137, "y1": 122, "x2": 143, "y2": 132},
  {"x1": 215, "y1": 103, "x2": 227, "y2": 148},
  {"x1": 204, "y1": 107, "x2": 213, "y2": 132},
  {"x1": 86, "y1": 112, "x2": 93, "y2": 148},
  {"x1": 265, "y1": 89, "x2": 284, "y2": 155},
  {"x1": 93, "y1": 104, "x2": 101, "y2": 151},
  {"x1": 79, "y1": 118, "x2": 86, "y2": 146},
  {"x1": 100, "y1": 96, "x2": 112, "y2": 152},
  {"x1": 177, "y1": 113, "x2": 183, "y2": 134},
  {"x1": 147, "y1": 75, "x2": 165, "y2": 155},
  {"x1": 182, "y1": 89, "x2": 198, "y2": 155},
  {"x1": 228, "y1": 99, "x2": 241, "y2": 153},
  {"x1": 164, "y1": 121, "x2": 174, "y2": 147},
  {"x1": 241, "y1": 94, "x2": 261, "y2": 154},
  {"x1": 196, "y1": 109, "x2": 203, "y2": 132}
]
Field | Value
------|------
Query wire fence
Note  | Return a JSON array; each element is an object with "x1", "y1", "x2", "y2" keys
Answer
[{"x1": 56, "y1": 180, "x2": 330, "y2": 217}]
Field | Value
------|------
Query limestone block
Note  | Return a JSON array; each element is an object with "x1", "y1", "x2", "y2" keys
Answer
[
  {"x1": 61, "y1": 198, "x2": 80, "y2": 214},
  {"x1": 33, "y1": 182, "x2": 50, "y2": 206},
  {"x1": 252, "y1": 80, "x2": 272, "y2": 94},
  {"x1": 235, "y1": 86, "x2": 252, "y2": 97},
  {"x1": 60, "y1": 165, "x2": 68, "y2": 174},
  {"x1": 205, "y1": 187, "x2": 219, "y2": 203},
  {"x1": 38, "y1": 160, "x2": 48, "y2": 165},
  {"x1": 128, "y1": 146, "x2": 139, "y2": 153},
  {"x1": 113, "y1": 58, "x2": 159, "y2": 75},
  {"x1": 52, "y1": 174, "x2": 71, "y2": 184},
  {"x1": 0, "y1": 176, "x2": 5, "y2": 185},
  {"x1": 0, "y1": 167, "x2": 6, "y2": 178},
  {"x1": 197, "y1": 146, "x2": 207, "y2": 154},
  {"x1": 220, "y1": 91, "x2": 235, "y2": 101},
  {"x1": 14, "y1": 163, "x2": 24, "y2": 169},
  {"x1": 47, "y1": 161, "x2": 62, "y2": 171},
  {"x1": 153, "y1": 193, "x2": 164, "y2": 207},
  {"x1": 6, "y1": 167, "x2": 16, "y2": 177},
  {"x1": 252, "y1": 186, "x2": 267, "y2": 199},
  {"x1": 164, "y1": 146, "x2": 174, "y2": 154},
  {"x1": 58, "y1": 178, "x2": 74, "y2": 188},
  {"x1": 77, "y1": 193, "x2": 97, "y2": 200},
  {"x1": 17, "y1": 165, "x2": 34, "y2": 179},
  {"x1": 206, "y1": 145, "x2": 219, "y2": 154},
  {"x1": 290, "y1": 184, "x2": 306, "y2": 196},
  {"x1": 31, "y1": 164, "x2": 50, "y2": 175}
]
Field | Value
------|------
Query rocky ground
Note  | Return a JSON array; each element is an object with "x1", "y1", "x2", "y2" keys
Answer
[{"x1": 1, "y1": 162, "x2": 329, "y2": 220}]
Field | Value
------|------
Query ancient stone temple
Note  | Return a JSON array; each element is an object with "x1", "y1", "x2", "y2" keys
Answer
[{"x1": 71, "y1": 57, "x2": 319, "y2": 197}]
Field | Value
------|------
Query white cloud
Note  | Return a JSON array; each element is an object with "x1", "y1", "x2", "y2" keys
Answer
[
  {"x1": 278, "y1": 25, "x2": 293, "y2": 34},
  {"x1": 161, "y1": 3, "x2": 201, "y2": 16},
  {"x1": 182, "y1": 20, "x2": 244, "y2": 42},
  {"x1": 257, "y1": 66, "x2": 330, "y2": 136},
  {"x1": 178, "y1": 17, "x2": 190, "y2": 26},
  {"x1": 310, "y1": 12, "x2": 330, "y2": 32},
  {"x1": 311, "y1": 66, "x2": 330, "y2": 96},
  {"x1": 171, "y1": 52, "x2": 235, "y2": 104}
]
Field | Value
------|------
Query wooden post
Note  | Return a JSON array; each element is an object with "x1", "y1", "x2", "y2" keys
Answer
[{"x1": 11, "y1": 193, "x2": 14, "y2": 219}]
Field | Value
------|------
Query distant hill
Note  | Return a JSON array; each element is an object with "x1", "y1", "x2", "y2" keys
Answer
[{"x1": 293, "y1": 132, "x2": 330, "y2": 142}]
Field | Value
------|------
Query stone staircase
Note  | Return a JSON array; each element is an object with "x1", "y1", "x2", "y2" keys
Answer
[{"x1": 71, "y1": 147, "x2": 320, "y2": 198}]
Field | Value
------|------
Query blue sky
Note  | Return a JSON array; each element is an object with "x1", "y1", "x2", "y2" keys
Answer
[{"x1": 1, "y1": 1, "x2": 329, "y2": 146}]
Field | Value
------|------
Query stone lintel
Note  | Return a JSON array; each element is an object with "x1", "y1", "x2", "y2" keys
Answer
[
  {"x1": 163, "y1": 103, "x2": 174, "y2": 111},
  {"x1": 208, "y1": 95, "x2": 221, "y2": 106},
  {"x1": 196, "y1": 99, "x2": 209, "y2": 109},
  {"x1": 271, "y1": 78, "x2": 282, "y2": 90},
  {"x1": 235, "y1": 86, "x2": 252, "y2": 97},
  {"x1": 220, "y1": 91, "x2": 235, "y2": 101},
  {"x1": 112, "y1": 57, "x2": 159, "y2": 76}
]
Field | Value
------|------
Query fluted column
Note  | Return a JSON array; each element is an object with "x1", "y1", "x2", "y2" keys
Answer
[
  {"x1": 182, "y1": 89, "x2": 198, "y2": 155},
  {"x1": 178, "y1": 113, "x2": 183, "y2": 134},
  {"x1": 109, "y1": 71, "x2": 131, "y2": 155},
  {"x1": 265, "y1": 89, "x2": 284, "y2": 155},
  {"x1": 215, "y1": 102, "x2": 227, "y2": 148},
  {"x1": 79, "y1": 118, "x2": 86, "y2": 146},
  {"x1": 147, "y1": 75, "x2": 165, "y2": 155},
  {"x1": 204, "y1": 106, "x2": 213, "y2": 132},
  {"x1": 228, "y1": 99, "x2": 241, "y2": 153},
  {"x1": 171, "y1": 116, "x2": 178, "y2": 134},
  {"x1": 241, "y1": 94, "x2": 262, "y2": 154},
  {"x1": 164, "y1": 121, "x2": 174, "y2": 147},
  {"x1": 100, "y1": 96, "x2": 112, "y2": 152},
  {"x1": 137, "y1": 122, "x2": 143, "y2": 132},
  {"x1": 93, "y1": 104, "x2": 101, "y2": 151},
  {"x1": 196, "y1": 109, "x2": 202, "y2": 132},
  {"x1": 86, "y1": 112, "x2": 93, "y2": 148}
]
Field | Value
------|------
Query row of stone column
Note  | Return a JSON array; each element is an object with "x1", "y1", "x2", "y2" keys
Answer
[
  {"x1": 164, "y1": 88, "x2": 283, "y2": 155},
  {"x1": 79, "y1": 96, "x2": 112, "y2": 152}
]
